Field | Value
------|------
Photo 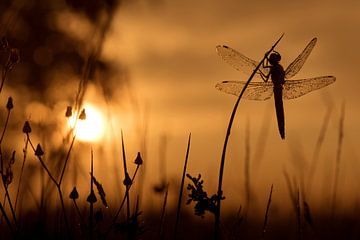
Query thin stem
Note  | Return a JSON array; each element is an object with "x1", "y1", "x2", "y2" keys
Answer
[
  {"x1": 0, "y1": 109, "x2": 10, "y2": 144},
  {"x1": 106, "y1": 164, "x2": 141, "y2": 236},
  {"x1": 332, "y1": 102, "x2": 345, "y2": 217},
  {"x1": 262, "y1": 184, "x2": 274, "y2": 239},
  {"x1": 296, "y1": 188, "x2": 302, "y2": 240},
  {"x1": 27, "y1": 136, "x2": 57, "y2": 184},
  {"x1": 14, "y1": 136, "x2": 29, "y2": 212},
  {"x1": 0, "y1": 67, "x2": 9, "y2": 94},
  {"x1": 121, "y1": 131, "x2": 131, "y2": 222},
  {"x1": 159, "y1": 184, "x2": 169, "y2": 240},
  {"x1": 0, "y1": 200, "x2": 14, "y2": 237},
  {"x1": 174, "y1": 133, "x2": 191, "y2": 240},
  {"x1": 59, "y1": 134, "x2": 76, "y2": 186},
  {"x1": 214, "y1": 34, "x2": 284, "y2": 239},
  {"x1": 89, "y1": 149, "x2": 94, "y2": 239},
  {"x1": 27, "y1": 134, "x2": 71, "y2": 239},
  {"x1": 1, "y1": 179, "x2": 17, "y2": 228},
  {"x1": 57, "y1": 185, "x2": 71, "y2": 239}
]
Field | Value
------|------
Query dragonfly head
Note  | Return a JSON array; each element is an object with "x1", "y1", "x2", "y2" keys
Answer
[{"x1": 269, "y1": 51, "x2": 281, "y2": 65}]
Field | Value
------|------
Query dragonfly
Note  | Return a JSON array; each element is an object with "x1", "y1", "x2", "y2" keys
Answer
[{"x1": 216, "y1": 38, "x2": 336, "y2": 139}]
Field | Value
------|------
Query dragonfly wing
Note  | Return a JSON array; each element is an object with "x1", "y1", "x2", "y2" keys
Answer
[
  {"x1": 285, "y1": 38, "x2": 317, "y2": 79},
  {"x1": 216, "y1": 45, "x2": 268, "y2": 80},
  {"x1": 215, "y1": 81, "x2": 273, "y2": 101},
  {"x1": 283, "y1": 76, "x2": 336, "y2": 100}
]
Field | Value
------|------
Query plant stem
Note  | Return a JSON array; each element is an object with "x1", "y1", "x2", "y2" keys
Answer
[
  {"x1": 262, "y1": 184, "x2": 274, "y2": 239},
  {"x1": 59, "y1": 134, "x2": 76, "y2": 186},
  {"x1": 214, "y1": 34, "x2": 284, "y2": 239},
  {"x1": 0, "y1": 200, "x2": 14, "y2": 237},
  {"x1": 89, "y1": 149, "x2": 94, "y2": 240},
  {"x1": 14, "y1": 136, "x2": 29, "y2": 212},
  {"x1": 159, "y1": 184, "x2": 169, "y2": 240},
  {"x1": 173, "y1": 133, "x2": 191, "y2": 240},
  {"x1": 27, "y1": 134, "x2": 71, "y2": 239},
  {"x1": 0, "y1": 109, "x2": 10, "y2": 144},
  {"x1": 106, "y1": 164, "x2": 141, "y2": 236},
  {"x1": 121, "y1": 130, "x2": 130, "y2": 222},
  {"x1": 332, "y1": 102, "x2": 345, "y2": 217}
]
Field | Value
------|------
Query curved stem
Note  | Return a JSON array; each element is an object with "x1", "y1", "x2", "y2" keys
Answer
[{"x1": 214, "y1": 34, "x2": 284, "y2": 239}]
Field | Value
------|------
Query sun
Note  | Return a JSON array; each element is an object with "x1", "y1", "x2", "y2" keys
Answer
[{"x1": 68, "y1": 104, "x2": 106, "y2": 142}]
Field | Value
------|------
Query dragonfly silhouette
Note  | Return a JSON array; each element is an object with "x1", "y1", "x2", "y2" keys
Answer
[{"x1": 216, "y1": 38, "x2": 336, "y2": 139}]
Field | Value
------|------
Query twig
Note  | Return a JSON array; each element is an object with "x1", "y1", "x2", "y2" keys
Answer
[
  {"x1": 214, "y1": 34, "x2": 284, "y2": 239},
  {"x1": 174, "y1": 133, "x2": 191, "y2": 240}
]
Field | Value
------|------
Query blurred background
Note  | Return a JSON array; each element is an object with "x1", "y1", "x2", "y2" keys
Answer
[{"x1": 0, "y1": 0, "x2": 359, "y2": 238}]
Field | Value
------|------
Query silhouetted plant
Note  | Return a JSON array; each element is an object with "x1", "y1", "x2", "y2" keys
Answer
[{"x1": 186, "y1": 173, "x2": 223, "y2": 218}]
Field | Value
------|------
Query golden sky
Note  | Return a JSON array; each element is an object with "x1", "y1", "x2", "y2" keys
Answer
[{"x1": 99, "y1": 0, "x2": 360, "y2": 212}]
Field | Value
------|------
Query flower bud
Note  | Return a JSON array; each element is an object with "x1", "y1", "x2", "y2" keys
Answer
[
  {"x1": 65, "y1": 106, "x2": 72, "y2": 118},
  {"x1": 69, "y1": 187, "x2": 79, "y2": 200},
  {"x1": 35, "y1": 144, "x2": 44, "y2": 157},
  {"x1": 79, "y1": 109, "x2": 86, "y2": 120},
  {"x1": 22, "y1": 121, "x2": 31, "y2": 134},
  {"x1": 134, "y1": 152, "x2": 143, "y2": 165},
  {"x1": 6, "y1": 97, "x2": 13, "y2": 110},
  {"x1": 87, "y1": 190, "x2": 97, "y2": 203},
  {"x1": 123, "y1": 172, "x2": 132, "y2": 186}
]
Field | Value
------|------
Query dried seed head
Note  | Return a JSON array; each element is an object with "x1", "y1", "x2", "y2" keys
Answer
[
  {"x1": 65, "y1": 106, "x2": 72, "y2": 118},
  {"x1": 35, "y1": 144, "x2": 44, "y2": 157},
  {"x1": 91, "y1": 175, "x2": 108, "y2": 208},
  {"x1": 134, "y1": 152, "x2": 143, "y2": 165},
  {"x1": 4, "y1": 167, "x2": 13, "y2": 186},
  {"x1": 87, "y1": 190, "x2": 97, "y2": 203},
  {"x1": 79, "y1": 109, "x2": 86, "y2": 120},
  {"x1": 123, "y1": 172, "x2": 132, "y2": 186},
  {"x1": 22, "y1": 121, "x2": 31, "y2": 134},
  {"x1": 69, "y1": 187, "x2": 79, "y2": 200},
  {"x1": 6, "y1": 97, "x2": 13, "y2": 110},
  {"x1": 9, "y1": 48, "x2": 20, "y2": 65}
]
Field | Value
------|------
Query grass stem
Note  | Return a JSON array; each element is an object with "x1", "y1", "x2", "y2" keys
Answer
[
  {"x1": 214, "y1": 34, "x2": 284, "y2": 239},
  {"x1": 173, "y1": 133, "x2": 191, "y2": 240}
]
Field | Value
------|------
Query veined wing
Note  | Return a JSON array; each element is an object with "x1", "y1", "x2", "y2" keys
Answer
[
  {"x1": 283, "y1": 76, "x2": 336, "y2": 100},
  {"x1": 216, "y1": 45, "x2": 268, "y2": 80},
  {"x1": 285, "y1": 38, "x2": 317, "y2": 79},
  {"x1": 215, "y1": 80, "x2": 273, "y2": 100}
]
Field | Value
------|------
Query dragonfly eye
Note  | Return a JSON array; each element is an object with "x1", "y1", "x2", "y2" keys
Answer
[{"x1": 269, "y1": 52, "x2": 281, "y2": 64}]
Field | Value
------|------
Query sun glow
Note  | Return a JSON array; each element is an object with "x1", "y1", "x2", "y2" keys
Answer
[{"x1": 68, "y1": 104, "x2": 106, "y2": 142}]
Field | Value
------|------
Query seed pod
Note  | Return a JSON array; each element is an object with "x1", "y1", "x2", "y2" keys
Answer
[
  {"x1": 79, "y1": 109, "x2": 86, "y2": 120},
  {"x1": 69, "y1": 187, "x2": 79, "y2": 200},
  {"x1": 123, "y1": 172, "x2": 132, "y2": 186},
  {"x1": 134, "y1": 152, "x2": 143, "y2": 165},
  {"x1": 22, "y1": 121, "x2": 31, "y2": 133},
  {"x1": 87, "y1": 190, "x2": 97, "y2": 203},
  {"x1": 6, "y1": 97, "x2": 13, "y2": 110},
  {"x1": 65, "y1": 106, "x2": 72, "y2": 117},
  {"x1": 35, "y1": 144, "x2": 44, "y2": 157}
]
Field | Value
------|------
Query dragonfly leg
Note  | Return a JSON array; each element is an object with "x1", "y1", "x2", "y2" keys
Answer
[{"x1": 258, "y1": 69, "x2": 270, "y2": 82}]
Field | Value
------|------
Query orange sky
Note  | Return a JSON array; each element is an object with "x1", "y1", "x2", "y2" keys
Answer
[
  {"x1": 53, "y1": 0, "x2": 357, "y2": 215},
  {"x1": 99, "y1": 0, "x2": 360, "y2": 212}
]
